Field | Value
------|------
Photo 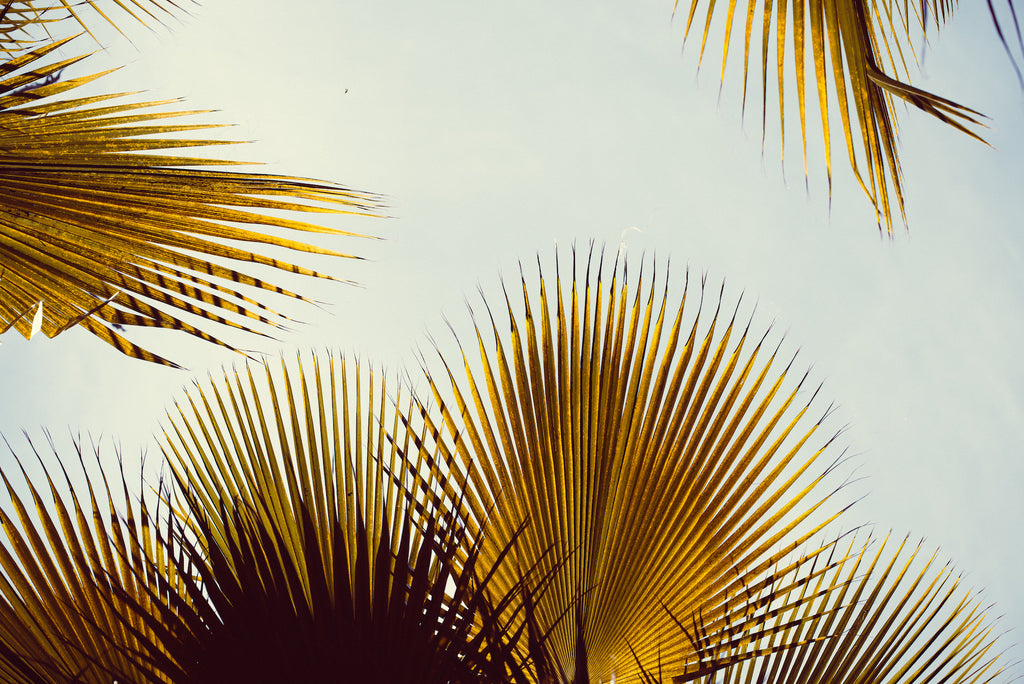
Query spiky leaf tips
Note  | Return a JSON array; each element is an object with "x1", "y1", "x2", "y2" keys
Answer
[
  {"x1": 641, "y1": 535, "x2": 1007, "y2": 684},
  {"x1": 0, "y1": 0, "x2": 195, "y2": 53},
  {"x1": 675, "y1": 0, "x2": 1003, "y2": 235},
  {"x1": 417, "y1": 246, "x2": 850, "y2": 682},
  {"x1": 151, "y1": 354, "x2": 535, "y2": 684},
  {"x1": 0, "y1": 37, "x2": 383, "y2": 367},
  {"x1": 0, "y1": 436, "x2": 186, "y2": 684}
]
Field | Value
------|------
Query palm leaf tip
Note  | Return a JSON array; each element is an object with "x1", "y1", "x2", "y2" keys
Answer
[
  {"x1": 1, "y1": 0, "x2": 197, "y2": 52},
  {"x1": 0, "y1": 38, "x2": 386, "y2": 367},
  {"x1": 675, "y1": 0, "x2": 1003, "y2": 234},
  {"x1": 419, "y1": 245, "x2": 850, "y2": 681}
]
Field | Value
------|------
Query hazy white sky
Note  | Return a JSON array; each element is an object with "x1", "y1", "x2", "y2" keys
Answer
[{"x1": 1, "y1": 0, "x2": 1023, "y2": 659}]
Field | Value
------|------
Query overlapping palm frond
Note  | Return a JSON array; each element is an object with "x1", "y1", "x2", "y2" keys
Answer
[
  {"x1": 0, "y1": 435, "x2": 186, "y2": 684},
  {"x1": 0, "y1": 37, "x2": 383, "y2": 367},
  {"x1": 152, "y1": 354, "x2": 536, "y2": 683},
  {"x1": 638, "y1": 535, "x2": 1008, "y2": 683},
  {"x1": 0, "y1": 273, "x2": 1016, "y2": 683},
  {"x1": 674, "y1": 0, "x2": 1022, "y2": 234},
  {"x1": 417, "y1": 246, "x2": 852, "y2": 681}
]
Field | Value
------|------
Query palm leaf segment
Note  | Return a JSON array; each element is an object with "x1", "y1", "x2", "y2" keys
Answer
[
  {"x1": 0, "y1": 436, "x2": 186, "y2": 684},
  {"x1": 642, "y1": 535, "x2": 1007, "y2": 683},
  {"x1": 676, "y1": 0, "x2": 1006, "y2": 234},
  {"x1": 0, "y1": 37, "x2": 382, "y2": 367},
  {"x1": 420, "y1": 247, "x2": 852, "y2": 681},
  {"x1": 155, "y1": 355, "x2": 534, "y2": 683},
  {"x1": 1, "y1": 0, "x2": 192, "y2": 53}
]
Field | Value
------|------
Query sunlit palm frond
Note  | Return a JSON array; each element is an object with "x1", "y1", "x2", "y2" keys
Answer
[
  {"x1": 1, "y1": 1, "x2": 62, "y2": 54},
  {"x1": 154, "y1": 354, "x2": 536, "y2": 683},
  {"x1": 0, "y1": 436, "x2": 186, "y2": 684},
  {"x1": 647, "y1": 534, "x2": 1008, "y2": 683},
  {"x1": 0, "y1": 37, "x2": 384, "y2": 367},
  {"x1": 0, "y1": 0, "x2": 194, "y2": 52},
  {"x1": 673, "y1": 0, "x2": 1009, "y2": 234},
  {"x1": 418, "y1": 246, "x2": 849, "y2": 681}
]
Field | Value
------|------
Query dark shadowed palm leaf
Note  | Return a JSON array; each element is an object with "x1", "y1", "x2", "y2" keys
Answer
[
  {"x1": 676, "y1": 0, "x2": 1022, "y2": 233},
  {"x1": 148, "y1": 354, "x2": 538, "y2": 683},
  {"x1": 416, "y1": 246, "x2": 852, "y2": 681},
  {"x1": 0, "y1": 37, "x2": 383, "y2": 366}
]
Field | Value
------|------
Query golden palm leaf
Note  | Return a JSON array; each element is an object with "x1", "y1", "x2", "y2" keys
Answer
[
  {"x1": 674, "y1": 0, "x2": 1006, "y2": 234},
  {"x1": 0, "y1": 36, "x2": 383, "y2": 367},
  {"x1": 157, "y1": 353, "x2": 535, "y2": 682},
  {"x1": 0, "y1": 436, "x2": 187, "y2": 684},
  {"x1": 416, "y1": 246, "x2": 850, "y2": 681},
  {"x1": 1, "y1": 0, "x2": 192, "y2": 52},
  {"x1": 160, "y1": 355, "x2": 430, "y2": 595},
  {"x1": 657, "y1": 534, "x2": 1008, "y2": 683}
]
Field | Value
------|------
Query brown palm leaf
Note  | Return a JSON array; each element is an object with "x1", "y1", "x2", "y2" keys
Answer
[
  {"x1": 673, "y1": 0, "x2": 1012, "y2": 234},
  {"x1": 0, "y1": 36, "x2": 383, "y2": 367},
  {"x1": 416, "y1": 246, "x2": 851, "y2": 681},
  {"x1": 0, "y1": 435, "x2": 188, "y2": 684}
]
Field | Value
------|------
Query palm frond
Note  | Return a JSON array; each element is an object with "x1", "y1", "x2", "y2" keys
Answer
[
  {"x1": 417, "y1": 246, "x2": 849, "y2": 681},
  {"x1": 673, "y1": 0, "x2": 1013, "y2": 234},
  {"x1": 0, "y1": 435, "x2": 185, "y2": 684},
  {"x1": 154, "y1": 354, "x2": 538, "y2": 683},
  {"x1": 0, "y1": 37, "x2": 384, "y2": 367},
  {"x1": 1, "y1": 0, "x2": 193, "y2": 52},
  {"x1": 649, "y1": 534, "x2": 1009, "y2": 683}
]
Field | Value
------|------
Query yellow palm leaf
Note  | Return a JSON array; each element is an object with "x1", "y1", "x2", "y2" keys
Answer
[
  {"x1": 674, "y1": 0, "x2": 1004, "y2": 234},
  {"x1": 161, "y1": 354, "x2": 453, "y2": 614},
  {"x1": 1, "y1": 0, "x2": 193, "y2": 52},
  {"x1": 0, "y1": 37, "x2": 383, "y2": 367},
  {"x1": 0, "y1": 436, "x2": 187, "y2": 684},
  {"x1": 417, "y1": 246, "x2": 848, "y2": 681},
  {"x1": 157, "y1": 353, "x2": 537, "y2": 681},
  {"x1": 675, "y1": 535, "x2": 1008, "y2": 683}
]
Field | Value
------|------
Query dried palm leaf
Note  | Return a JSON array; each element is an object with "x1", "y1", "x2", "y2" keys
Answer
[
  {"x1": 417, "y1": 246, "x2": 850, "y2": 681},
  {"x1": 0, "y1": 435, "x2": 188, "y2": 684},
  {"x1": 0, "y1": 37, "x2": 383, "y2": 367},
  {"x1": 673, "y1": 0, "x2": 1019, "y2": 234}
]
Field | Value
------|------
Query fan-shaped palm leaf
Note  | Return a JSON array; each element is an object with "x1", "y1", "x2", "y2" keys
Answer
[
  {"x1": 0, "y1": 436, "x2": 187, "y2": 683},
  {"x1": 416, "y1": 247, "x2": 850, "y2": 681},
  {"x1": 152, "y1": 354, "x2": 536, "y2": 683},
  {"x1": 0, "y1": 37, "x2": 383, "y2": 366},
  {"x1": 674, "y1": 0, "x2": 1022, "y2": 233},
  {"x1": 637, "y1": 534, "x2": 1008, "y2": 683}
]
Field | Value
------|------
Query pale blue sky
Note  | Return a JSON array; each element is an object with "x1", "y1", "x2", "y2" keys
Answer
[{"x1": 1, "y1": 0, "x2": 1023, "y2": 665}]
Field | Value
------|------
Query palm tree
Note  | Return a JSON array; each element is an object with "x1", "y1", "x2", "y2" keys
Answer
[
  {"x1": 1, "y1": 2, "x2": 383, "y2": 366},
  {"x1": 0, "y1": 2, "x2": 1015, "y2": 682},
  {"x1": 0, "y1": 252, "x2": 1009, "y2": 682}
]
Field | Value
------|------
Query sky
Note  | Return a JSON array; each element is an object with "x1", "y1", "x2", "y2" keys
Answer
[{"x1": 1, "y1": 0, "x2": 1023, "y2": 670}]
